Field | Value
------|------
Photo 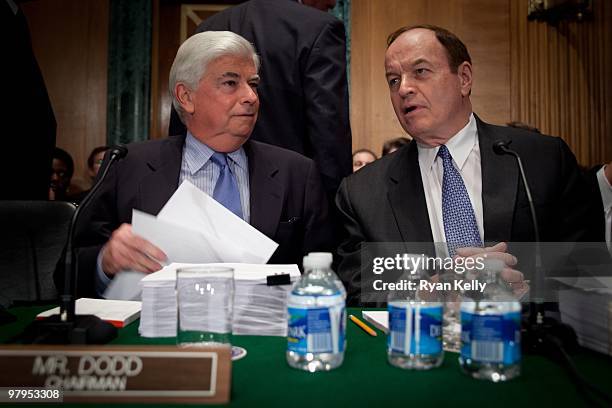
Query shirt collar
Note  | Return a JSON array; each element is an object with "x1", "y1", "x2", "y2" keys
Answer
[
  {"x1": 597, "y1": 165, "x2": 612, "y2": 212},
  {"x1": 417, "y1": 113, "x2": 477, "y2": 171},
  {"x1": 184, "y1": 131, "x2": 248, "y2": 175}
]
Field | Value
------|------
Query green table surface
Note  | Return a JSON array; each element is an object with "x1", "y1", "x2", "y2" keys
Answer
[{"x1": 1, "y1": 306, "x2": 611, "y2": 407}]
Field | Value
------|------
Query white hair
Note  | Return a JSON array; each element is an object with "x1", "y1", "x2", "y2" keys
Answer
[{"x1": 169, "y1": 31, "x2": 260, "y2": 123}]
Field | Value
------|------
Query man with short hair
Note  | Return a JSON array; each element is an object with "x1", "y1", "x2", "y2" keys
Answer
[
  {"x1": 169, "y1": 0, "x2": 352, "y2": 204},
  {"x1": 73, "y1": 31, "x2": 334, "y2": 298},
  {"x1": 336, "y1": 25, "x2": 602, "y2": 304}
]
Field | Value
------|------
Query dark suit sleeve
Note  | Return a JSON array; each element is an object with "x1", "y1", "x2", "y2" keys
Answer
[
  {"x1": 303, "y1": 18, "x2": 352, "y2": 197},
  {"x1": 335, "y1": 177, "x2": 369, "y2": 305},
  {"x1": 301, "y1": 160, "x2": 337, "y2": 255},
  {"x1": 2, "y1": 2, "x2": 55, "y2": 200},
  {"x1": 555, "y1": 137, "x2": 604, "y2": 242}
]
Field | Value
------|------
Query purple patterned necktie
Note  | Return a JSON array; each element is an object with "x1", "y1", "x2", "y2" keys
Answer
[{"x1": 437, "y1": 145, "x2": 482, "y2": 256}]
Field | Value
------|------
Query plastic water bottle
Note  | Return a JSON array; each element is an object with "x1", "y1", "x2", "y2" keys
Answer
[
  {"x1": 307, "y1": 252, "x2": 346, "y2": 300},
  {"x1": 286, "y1": 254, "x2": 346, "y2": 372},
  {"x1": 459, "y1": 258, "x2": 521, "y2": 382},
  {"x1": 387, "y1": 254, "x2": 444, "y2": 369}
]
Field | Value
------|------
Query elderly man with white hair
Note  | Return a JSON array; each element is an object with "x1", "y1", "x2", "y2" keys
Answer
[{"x1": 71, "y1": 31, "x2": 334, "y2": 298}]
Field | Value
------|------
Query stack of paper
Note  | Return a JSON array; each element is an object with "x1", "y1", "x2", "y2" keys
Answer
[
  {"x1": 232, "y1": 273, "x2": 294, "y2": 336},
  {"x1": 139, "y1": 263, "x2": 300, "y2": 338},
  {"x1": 556, "y1": 277, "x2": 612, "y2": 356},
  {"x1": 37, "y1": 298, "x2": 141, "y2": 328}
]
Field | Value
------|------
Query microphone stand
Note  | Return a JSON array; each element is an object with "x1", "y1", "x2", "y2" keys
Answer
[
  {"x1": 492, "y1": 141, "x2": 546, "y2": 332},
  {"x1": 19, "y1": 146, "x2": 127, "y2": 344},
  {"x1": 494, "y1": 140, "x2": 610, "y2": 404}
]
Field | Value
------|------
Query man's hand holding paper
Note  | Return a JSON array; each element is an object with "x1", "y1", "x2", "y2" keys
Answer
[
  {"x1": 131, "y1": 181, "x2": 279, "y2": 266},
  {"x1": 101, "y1": 223, "x2": 167, "y2": 276}
]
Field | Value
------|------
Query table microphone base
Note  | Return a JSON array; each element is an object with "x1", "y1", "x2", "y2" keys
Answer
[
  {"x1": 19, "y1": 314, "x2": 117, "y2": 344},
  {"x1": 522, "y1": 316, "x2": 578, "y2": 357}
]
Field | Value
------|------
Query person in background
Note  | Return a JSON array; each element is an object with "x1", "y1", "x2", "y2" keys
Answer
[
  {"x1": 352, "y1": 149, "x2": 377, "y2": 172},
  {"x1": 87, "y1": 146, "x2": 111, "y2": 182},
  {"x1": 595, "y1": 161, "x2": 612, "y2": 254},
  {"x1": 69, "y1": 145, "x2": 111, "y2": 204},
  {"x1": 2, "y1": 0, "x2": 56, "y2": 200},
  {"x1": 168, "y1": 0, "x2": 352, "y2": 205},
  {"x1": 49, "y1": 147, "x2": 73, "y2": 201},
  {"x1": 382, "y1": 136, "x2": 411, "y2": 156}
]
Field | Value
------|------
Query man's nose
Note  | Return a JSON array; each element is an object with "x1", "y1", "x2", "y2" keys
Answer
[
  {"x1": 398, "y1": 76, "x2": 416, "y2": 97},
  {"x1": 241, "y1": 84, "x2": 258, "y2": 105}
]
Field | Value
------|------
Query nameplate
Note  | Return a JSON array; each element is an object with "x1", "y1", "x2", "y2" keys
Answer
[{"x1": 0, "y1": 345, "x2": 231, "y2": 404}]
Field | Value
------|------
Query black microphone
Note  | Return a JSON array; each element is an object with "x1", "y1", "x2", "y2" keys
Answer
[
  {"x1": 494, "y1": 141, "x2": 611, "y2": 403},
  {"x1": 493, "y1": 140, "x2": 580, "y2": 354},
  {"x1": 493, "y1": 140, "x2": 544, "y2": 321},
  {"x1": 61, "y1": 145, "x2": 128, "y2": 322},
  {"x1": 22, "y1": 145, "x2": 128, "y2": 344},
  {"x1": 493, "y1": 140, "x2": 541, "y2": 242}
]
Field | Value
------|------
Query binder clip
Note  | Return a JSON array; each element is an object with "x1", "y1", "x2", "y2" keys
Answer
[{"x1": 266, "y1": 273, "x2": 291, "y2": 286}]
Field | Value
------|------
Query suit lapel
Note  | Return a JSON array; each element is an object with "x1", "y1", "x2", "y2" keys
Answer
[
  {"x1": 138, "y1": 135, "x2": 184, "y2": 215},
  {"x1": 476, "y1": 116, "x2": 518, "y2": 243},
  {"x1": 387, "y1": 143, "x2": 434, "y2": 244},
  {"x1": 245, "y1": 142, "x2": 283, "y2": 238}
]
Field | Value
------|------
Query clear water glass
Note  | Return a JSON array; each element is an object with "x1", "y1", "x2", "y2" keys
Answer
[{"x1": 176, "y1": 266, "x2": 234, "y2": 347}]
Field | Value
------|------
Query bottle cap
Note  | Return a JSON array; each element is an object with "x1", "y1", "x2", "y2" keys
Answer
[
  {"x1": 307, "y1": 252, "x2": 333, "y2": 265},
  {"x1": 303, "y1": 254, "x2": 330, "y2": 270}
]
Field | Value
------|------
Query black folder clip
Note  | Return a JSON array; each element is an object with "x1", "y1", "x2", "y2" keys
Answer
[{"x1": 266, "y1": 273, "x2": 291, "y2": 286}]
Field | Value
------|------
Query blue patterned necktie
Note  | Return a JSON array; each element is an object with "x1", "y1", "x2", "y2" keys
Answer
[
  {"x1": 437, "y1": 145, "x2": 482, "y2": 256},
  {"x1": 210, "y1": 152, "x2": 243, "y2": 219}
]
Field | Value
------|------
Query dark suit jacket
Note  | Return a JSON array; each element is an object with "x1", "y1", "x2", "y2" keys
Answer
[
  {"x1": 2, "y1": 1, "x2": 55, "y2": 200},
  {"x1": 336, "y1": 116, "x2": 604, "y2": 304},
  {"x1": 71, "y1": 136, "x2": 335, "y2": 298},
  {"x1": 168, "y1": 0, "x2": 352, "y2": 198}
]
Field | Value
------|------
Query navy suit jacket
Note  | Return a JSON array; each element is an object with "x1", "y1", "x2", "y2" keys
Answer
[
  {"x1": 71, "y1": 136, "x2": 335, "y2": 298},
  {"x1": 336, "y1": 116, "x2": 604, "y2": 304}
]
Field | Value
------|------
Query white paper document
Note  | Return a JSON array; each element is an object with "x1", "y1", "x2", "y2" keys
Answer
[
  {"x1": 551, "y1": 276, "x2": 612, "y2": 295},
  {"x1": 104, "y1": 270, "x2": 147, "y2": 300},
  {"x1": 362, "y1": 311, "x2": 389, "y2": 333},
  {"x1": 132, "y1": 180, "x2": 278, "y2": 265}
]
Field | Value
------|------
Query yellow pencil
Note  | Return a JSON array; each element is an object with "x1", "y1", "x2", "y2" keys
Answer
[{"x1": 349, "y1": 314, "x2": 377, "y2": 337}]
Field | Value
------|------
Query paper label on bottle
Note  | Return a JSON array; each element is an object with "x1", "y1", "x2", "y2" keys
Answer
[
  {"x1": 287, "y1": 306, "x2": 345, "y2": 355},
  {"x1": 388, "y1": 305, "x2": 442, "y2": 355},
  {"x1": 460, "y1": 311, "x2": 521, "y2": 365}
]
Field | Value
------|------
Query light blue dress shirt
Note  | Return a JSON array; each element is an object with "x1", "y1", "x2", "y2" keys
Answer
[{"x1": 95, "y1": 132, "x2": 251, "y2": 296}]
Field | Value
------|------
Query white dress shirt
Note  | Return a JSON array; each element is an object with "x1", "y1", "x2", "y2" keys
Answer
[
  {"x1": 596, "y1": 165, "x2": 612, "y2": 253},
  {"x1": 417, "y1": 113, "x2": 483, "y2": 257}
]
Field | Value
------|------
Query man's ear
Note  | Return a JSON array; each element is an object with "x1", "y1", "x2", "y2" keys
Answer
[
  {"x1": 175, "y1": 83, "x2": 195, "y2": 115},
  {"x1": 458, "y1": 61, "x2": 473, "y2": 97}
]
